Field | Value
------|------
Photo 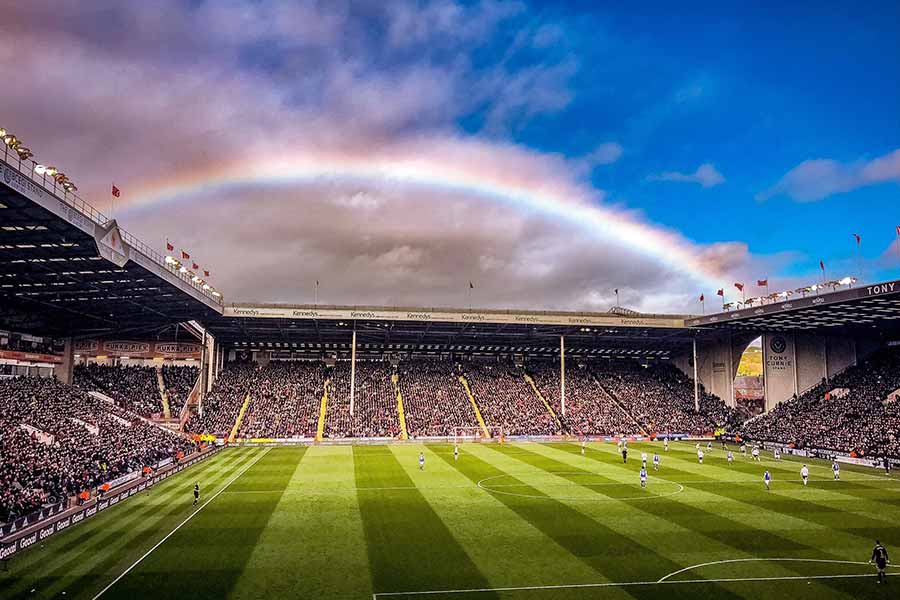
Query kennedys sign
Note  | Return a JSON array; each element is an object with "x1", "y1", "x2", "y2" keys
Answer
[
  {"x1": 224, "y1": 305, "x2": 686, "y2": 329},
  {"x1": 0, "y1": 448, "x2": 220, "y2": 557}
]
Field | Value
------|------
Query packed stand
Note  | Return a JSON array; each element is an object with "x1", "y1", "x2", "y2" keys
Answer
[
  {"x1": 162, "y1": 365, "x2": 199, "y2": 417},
  {"x1": 0, "y1": 376, "x2": 192, "y2": 525},
  {"x1": 324, "y1": 362, "x2": 399, "y2": 438},
  {"x1": 595, "y1": 361, "x2": 718, "y2": 435},
  {"x1": 400, "y1": 359, "x2": 479, "y2": 437},
  {"x1": 239, "y1": 361, "x2": 324, "y2": 439},
  {"x1": 528, "y1": 361, "x2": 639, "y2": 435},
  {"x1": 75, "y1": 364, "x2": 162, "y2": 418},
  {"x1": 464, "y1": 362, "x2": 560, "y2": 436},
  {"x1": 186, "y1": 363, "x2": 260, "y2": 436},
  {"x1": 741, "y1": 347, "x2": 900, "y2": 458}
]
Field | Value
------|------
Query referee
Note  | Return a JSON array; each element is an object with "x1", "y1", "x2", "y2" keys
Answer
[
  {"x1": 871, "y1": 540, "x2": 890, "y2": 584},
  {"x1": 193, "y1": 483, "x2": 200, "y2": 507}
]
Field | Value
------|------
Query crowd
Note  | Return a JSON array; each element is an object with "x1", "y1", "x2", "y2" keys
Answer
[
  {"x1": 75, "y1": 364, "x2": 162, "y2": 418},
  {"x1": 324, "y1": 362, "x2": 399, "y2": 438},
  {"x1": 529, "y1": 361, "x2": 640, "y2": 435},
  {"x1": 594, "y1": 362, "x2": 727, "y2": 435},
  {"x1": 239, "y1": 361, "x2": 324, "y2": 439},
  {"x1": 464, "y1": 362, "x2": 560, "y2": 436},
  {"x1": 161, "y1": 365, "x2": 199, "y2": 417},
  {"x1": 741, "y1": 347, "x2": 900, "y2": 458},
  {"x1": 186, "y1": 363, "x2": 260, "y2": 436},
  {"x1": 0, "y1": 376, "x2": 192, "y2": 525},
  {"x1": 400, "y1": 360, "x2": 479, "y2": 437}
]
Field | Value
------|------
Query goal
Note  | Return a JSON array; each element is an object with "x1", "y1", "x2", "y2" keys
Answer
[{"x1": 453, "y1": 425, "x2": 504, "y2": 444}]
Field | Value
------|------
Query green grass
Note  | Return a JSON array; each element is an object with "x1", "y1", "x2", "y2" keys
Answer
[{"x1": 2, "y1": 441, "x2": 899, "y2": 599}]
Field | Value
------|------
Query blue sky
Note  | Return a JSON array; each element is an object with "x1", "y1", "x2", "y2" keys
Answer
[{"x1": 5, "y1": 1, "x2": 900, "y2": 310}]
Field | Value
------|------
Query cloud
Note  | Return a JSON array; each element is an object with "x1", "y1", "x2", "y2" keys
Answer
[
  {"x1": 585, "y1": 142, "x2": 624, "y2": 166},
  {"x1": 649, "y1": 163, "x2": 725, "y2": 188},
  {"x1": 758, "y1": 148, "x2": 900, "y2": 202},
  {"x1": 2, "y1": 0, "x2": 761, "y2": 313}
]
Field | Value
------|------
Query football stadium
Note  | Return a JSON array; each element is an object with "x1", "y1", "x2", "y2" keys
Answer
[{"x1": 2, "y1": 3, "x2": 899, "y2": 599}]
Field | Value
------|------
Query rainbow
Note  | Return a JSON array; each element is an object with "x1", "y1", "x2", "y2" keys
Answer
[{"x1": 125, "y1": 153, "x2": 728, "y2": 289}]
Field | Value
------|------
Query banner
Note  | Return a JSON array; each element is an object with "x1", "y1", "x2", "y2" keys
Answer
[{"x1": 74, "y1": 339, "x2": 201, "y2": 359}]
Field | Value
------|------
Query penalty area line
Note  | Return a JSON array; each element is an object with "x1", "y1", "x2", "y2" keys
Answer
[
  {"x1": 374, "y1": 572, "x2": 899, "y2": 597},
  {"x1": 91, "y1": 447, "x2": 271, "y2": 600}
]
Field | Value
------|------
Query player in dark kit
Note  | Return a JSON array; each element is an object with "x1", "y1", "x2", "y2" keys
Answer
[
  {"x1": 870, "y1": 540, "x2": 890, "y2": 584},
  {"x1": 622, "y1": 448, "x2": 628, "y2": 464},
  {"x1": 193, "y1": 483, "x2": 200, "y2": 507}
]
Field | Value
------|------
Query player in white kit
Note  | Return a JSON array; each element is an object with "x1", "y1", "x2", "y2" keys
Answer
[
  {"x1": 800, "y1": 464, "x2": 809, "y2": 486},
  {"x1": 664, "y1": 437, "x2": 669, "y2": 452},
  {"x1": 752, "y1": 446, "x2": 760, "y2": 462},
  {"x1": 727, "y1": 450, "x2": 734, "y2": 465},
  {"x1": 419, "y1": 452, "x2": 425, "y2": 471},
  {"x1": 454, "y1": 445, "x2": 459, "y2": 461},
  {"x1": 581, "y1": 440, "x2": 586, "y2": 455},
  {"x1": 698, "y1": 449, "x2": 704, "y2": 464},
  {"x1": 641, "y1": 452, "x2": 648, "y2": 468}
]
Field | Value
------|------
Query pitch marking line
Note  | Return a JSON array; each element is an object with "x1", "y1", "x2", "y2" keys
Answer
[
  {"x1": 91, "y1": 448, "x2": 271, "y2": 600},
  {"x1": 657, "y1": 557, "x2": 890, "y2": 582},
  {"x1": 374, "y1": 572, "x2": 899, "y2": 597},
  {"x1": 477, "y1": 472, "x2": 684, "y2": 502}
]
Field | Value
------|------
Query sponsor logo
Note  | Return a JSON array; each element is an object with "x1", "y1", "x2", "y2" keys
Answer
[
  {"x1": 781, "y1": 303, "x2": 793, "y2": 309},
  {"x1": 98, "y1": 499, "x2": 109, "y2": 511},
  {"x1": 86, "y1": 506, "x2": 97, "y2": 517},
  {"x1": 811, "y1": 297, "x2": 825, "y2": 304},
  {"x1": 350, "y1": 311, "x2": 377, "y2": 319},
  {"x1": 769, "y1": 336, "x2": 787, "y2": 354},
  {"x1": 1, "y1": 542, "x2": 18, "y2": 559},
  {"x1": 39, "y1": 525, "x2": 55, "y2": 540},
  {"x1": 234, "y1": 308, "x2": 261, "y2": 316},
  {"x1": 462, "y1": 314, "x2": 486, "y2": 321},
  {"x1": 72, "y1": 511, "x2": 85, "y2": 524},
  {"x1": 109, "y1": 495, "x2": 119, "y2": 505},
  {"x1": 104, "y1": 341, "x2": 151, "y2": 353},
  {"x1": 867, "y1": 282, "x2": 896, "y2": 296},
  {"x1": 754, "y1": 309, "x2": 764, "y2": 315},
  {"x1": 2, "y1": 166, "x2": 10, "y2": 185},
  {"x1": 568, "y1": 317, "x2": 592, "y2": 324},
  {"x1": 55, "y1": 517, "x2": 71, "y2": 532},
  {"x1": 406, "y1": 312, "x2": 432, "y2": 320},
  {"x1": 291, "y1": 310, "x2": 319, "y2": 318},
  {"x1": 513, "y1": 315, "x2": 539, "y2": 323}
]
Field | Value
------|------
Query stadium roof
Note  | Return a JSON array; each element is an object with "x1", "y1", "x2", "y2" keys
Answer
[
  {"x1": 686, "y1": 278, "x2": 900, "y2": 335},
  {"x1": 0, "y1": 153, "x2": 224, "y2": 339},
  {"x1": 202, "y1": 303, "x2": 695, "y2": 358}
]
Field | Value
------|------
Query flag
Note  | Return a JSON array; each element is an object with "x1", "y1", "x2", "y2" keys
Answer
[
  {"x1": 819, "y1": 260, "x2": 825, "y2": 271},
  {"x1": 852, "y1": 233, "x2": 861, "y2": 245},
  {"x1": 699, "y1": 294, "x2": 704, "y2": 302},
  {"x1": 181, "y1": 250, "x2": 190, "y2": 260},
  {"x1": 716, "y1": 289, "x2": 724, "y2": 297},
  {"x1": 734, "y1": 282, "x2": 744, "y2": 292},
  {"x1": 111, "y1": 185, "x2": 120, "y2": 198},
  {"x1": 757, "y1": 279, "x2": 768, "y2": 287},
  {"x1": 166, "y1": 240, "x2": 174, "y2": 252},
  {"x1": 204, "y1": 270, "x2": 210, "y2": 277},
  {"x1": 896, "y1": 225, "x2": 900, "y2": 236},
  {"x1": 469, "y1": 281, "x2": 474, "y2": 289},
  {"x1": 192, "y1": 262, "x2": 199, "y2": 270},
  {"x1": 316, "y1": 280, "x2": 319, "y2": 286}
]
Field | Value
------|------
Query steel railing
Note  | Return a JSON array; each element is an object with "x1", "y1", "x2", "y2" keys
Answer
[{"x1": 1, "y1": 144, "x2": 223, "y2": 305}]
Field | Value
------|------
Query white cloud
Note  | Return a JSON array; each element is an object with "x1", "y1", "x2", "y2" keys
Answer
[
  {"x1": 649, "y1": 163, "x2": 725, "y2": 188},
  {"x1": 759, "y1": 148, "x2": 900, "y2": 202},
  {"x1": 585, "y1": 142, "x2": 624, "y2": 166}
]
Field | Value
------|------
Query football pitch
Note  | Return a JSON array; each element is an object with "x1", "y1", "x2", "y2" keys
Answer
[{"x1": 2, "y1": 441, "x2": 898, "y2": 599}]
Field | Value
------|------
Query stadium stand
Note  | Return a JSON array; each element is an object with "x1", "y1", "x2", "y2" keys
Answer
[
  {"x1": 0, "y1": 376, "x2": 192, "y2": 525},
  {"x1": 741, "y1": 346, "x2": 900, "y2": 458},
  {"x1": 400, "y1": 359, "x2": 479, "y2": 437},
  {"x1": 186, "y1": 362, "x2": 260, "y2": 436},
  {"x1": 74, "y1": 364, "x2": 163, "y2": 418},
  {"x1": 324, "y1": 361, "x2": 399, "y2": 438},
  {"x1": 463, "y1": 362, "x2": 560, "y2": 436},
  {"x1": 161, "y1": 365, "x2": 199, "y2": 417},
  {"x1": 528, "y1": 361, "x2": 639, "y2": 435},
  {"x1": 238, "y1": 361, "x2": 324, "y2": 439}
]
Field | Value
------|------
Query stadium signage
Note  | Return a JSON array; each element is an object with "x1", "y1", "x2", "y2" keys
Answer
[
  {"x1": 0, "y1": 448, "x2": 220, "y2": 557},
  {"x1": 1, "y1": 163, "x2": 44, "y2": 200},
  {"x1": 224, "y1": 306, "x2": 686, "y2": 329},
  {"x1": 867, "y1": 282, "x2": 895, "y2": 295},
  {"x1": 75, "y1": 339, "x2": 201, "y2": 359}
]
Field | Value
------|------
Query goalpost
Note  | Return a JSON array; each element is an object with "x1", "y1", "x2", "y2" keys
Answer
[{"x1": 453, "y1": 425, "x2": 504, "y2": 444}]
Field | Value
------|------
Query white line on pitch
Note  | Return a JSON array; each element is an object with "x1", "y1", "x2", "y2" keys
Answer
[
  {"x1": 91, "y1": 448, "x2": 271, "y2": 600},
  {"x1": 374, "y1": 572, "x2": 899, "y2": 597}
]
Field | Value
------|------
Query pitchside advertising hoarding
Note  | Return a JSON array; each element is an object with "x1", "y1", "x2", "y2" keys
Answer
[
  {"x1": 74, "y1": 339, "x2": 202, "y2": 360},
  {"x1": 224, "y1": 305, "x2": 686, "y2": 329},
  {"x1": 0, "y1": 448, "x2": 220, "y2": 558}
]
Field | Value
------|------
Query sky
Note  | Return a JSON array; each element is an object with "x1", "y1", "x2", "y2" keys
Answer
[{"x1": 3, "y1": 0, "x2": 899, "y2": 313}]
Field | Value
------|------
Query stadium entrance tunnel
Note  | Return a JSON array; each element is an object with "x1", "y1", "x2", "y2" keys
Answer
[{"x1": 476, "y1": 472, "x2": 684, "y2": 502}]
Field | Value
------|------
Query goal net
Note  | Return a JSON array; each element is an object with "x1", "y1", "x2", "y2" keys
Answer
[{"x1": 453, "y1": 425, "x2": 504, "y2": 444}]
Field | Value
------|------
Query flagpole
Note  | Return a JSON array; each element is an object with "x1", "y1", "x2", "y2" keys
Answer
[
  {"x1": 315, "y1": 280, "x2": 319, "y2": 306},
  {"x1": 896, "y1": 227, "x2": 900, "y2": 266},
  {"x1": 615, "y1": 289, "x2": 620, "y2": 307}
]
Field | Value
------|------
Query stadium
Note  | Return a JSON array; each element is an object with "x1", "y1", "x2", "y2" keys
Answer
[{"x1": 2, "y1": 3, "x2": 900, "y2": 599}]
